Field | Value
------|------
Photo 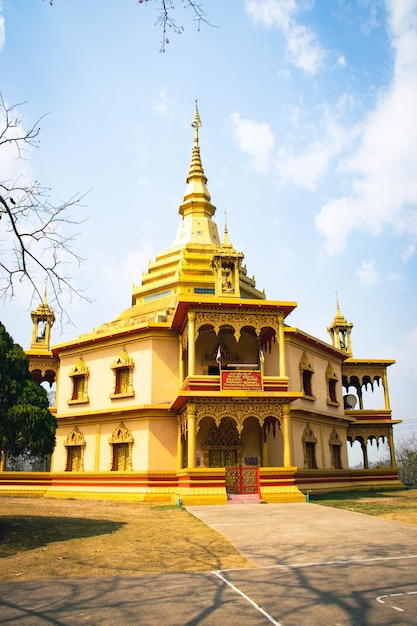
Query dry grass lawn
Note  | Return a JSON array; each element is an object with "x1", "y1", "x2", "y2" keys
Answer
[{"x1": 0, "y1": 497, "x2": 251, "y2": 582}]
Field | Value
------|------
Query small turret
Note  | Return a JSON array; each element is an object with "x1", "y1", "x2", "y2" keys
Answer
[
  {"x1": 327, "y1": 295, "x2": 353, "y2": 356},
  {"x1": 30, "y1": 284, "x2": 55, "y2": 353},
  {"x1": 211, "y1": 212, "x2": 244, "y2": 298}
]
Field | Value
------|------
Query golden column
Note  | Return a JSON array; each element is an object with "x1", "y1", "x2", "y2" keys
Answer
[
  {"x1": 178, "y1": 334, "x2": 184, "y2": 385},
  {"x1": 282, "y1": 403, "x2": 292, "y2": 467},
  {"x1": 176, "y1": 416, "x2": 183, "y2": 471},
  {"x1": 387, "y1": 428, "x2": 396, "y2": 468},
  {"x1": 188, "y1": 311, "x2": 196, "y2": 377},
  {"x1": 278, "y1": 312, "x2": 286, "y2": 377},
  {"x1": 187, "y1": 403, "x2": 196, "y2": 468},
  {"x1": 382, "y1": 369, "x2": 391, "y2": 410}
]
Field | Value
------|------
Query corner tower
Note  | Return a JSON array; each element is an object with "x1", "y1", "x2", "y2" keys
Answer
[{"x1": 327, "y1": 296, "x2": 353, "y2": 356}]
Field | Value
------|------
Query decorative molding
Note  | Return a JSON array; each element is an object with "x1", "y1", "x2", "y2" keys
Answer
[{"x1": 193, "y1": 398, "x2": 283, "y2": 434}]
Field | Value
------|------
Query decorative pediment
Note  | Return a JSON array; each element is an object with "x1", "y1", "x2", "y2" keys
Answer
[
  {"x1": 299, "y1": 351, "x2": 314, "y2": 372},
  {"x1": 326, "y1": 362, "x2": 338, "y2": 380},
  {"x1": 109, "y1": 422, "x2": 134, "y2": 444},
  {"x1": 65, "y1": 426, "x2": 86, "y2": 447},
  {"x1": 302, "y1": 423, "x2": 318, "y2": 443},
  {"x1": 69, "y1": 356, "x2": 89, "y2": 377},
  {"x1": 329, "y1": 428, "x2": 342, "y2": 447},
  {"x1": 110, "y1": 347, "x2": 134, "y2": 370}
]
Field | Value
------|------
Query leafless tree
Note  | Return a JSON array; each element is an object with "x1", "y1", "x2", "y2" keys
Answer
[
  {"x1": 0, "y1": 92, "x2": 88, "y2": 323},
  {"x1": 44, "y1": 1, "x2": 212, "y2": 53}
]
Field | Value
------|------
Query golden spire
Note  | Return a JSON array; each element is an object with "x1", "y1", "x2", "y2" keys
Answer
[
  {"x1": 183, "y1": 100, "x2": 210, "y2": 196},
  {"x1": 173, "y1": 102, "x2": 218, "y2": 246},
  {"x1": 222, "y1": 210, "x2": 232, "y2": 247},
  {"x1": 327, "y1": 294, "x2": 353, "y2": 356}
]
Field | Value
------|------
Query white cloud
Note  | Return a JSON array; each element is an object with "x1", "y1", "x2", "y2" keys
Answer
[
  {"x1": 356, "y1": 259, "x2": 382, "y2": 286},
  {"x1": 400, "y1": 242, "x2": 416, "y2": 262},
  {"x1": 229, "y1": 112, "x2": 275, "y2": 174},
  {"x1": 316, "y1": 0, "x2": 417, "y2": 255},
  {"x1": 275, "y1": 107, "x2": 351, "y2": 190},
  {"x1": 151, "y1": 86, "x2": 173, "y2": 118},
  {"x1": 245, "y1": 0, "x2": 325, "y2": 74}
]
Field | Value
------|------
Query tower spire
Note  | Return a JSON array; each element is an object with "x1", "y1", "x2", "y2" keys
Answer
[
  {"x1": 173, "y1": 102, "x2": 219, "y2": 246},
  {"x1": 327, "y1": 295, "x2": 353, "y2": 356},
  {"x1": 223, "y1": 210, "x2": 232, "y2": 247}
]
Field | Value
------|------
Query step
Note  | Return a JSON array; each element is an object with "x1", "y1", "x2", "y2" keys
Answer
[{"x1": 227, "y1": 493, "x2": 263, "y2": 504}]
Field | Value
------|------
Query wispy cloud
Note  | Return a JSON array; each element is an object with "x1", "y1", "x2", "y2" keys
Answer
[
  {"x1": 316, "y1": 0, "x2": 417, "y2": 255},
  {"x1": 229, "y1": 112, "x2": 275, "y2": 174},
  {"x1": 356, "y1": 259, "x2": 382, "y2": 286},
  {"x1": 245, "y1": 0, "x2": 325, "y2": 75}
]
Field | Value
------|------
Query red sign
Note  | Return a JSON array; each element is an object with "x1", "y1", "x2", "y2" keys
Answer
[{"x1": 221, "y1": 370, "x2": 262, "y2": 391}]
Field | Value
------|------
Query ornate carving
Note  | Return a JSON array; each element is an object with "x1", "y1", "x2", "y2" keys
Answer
[
  {"x1": 109, "y1": 422, "x2": 134, "y2": 471},
  {"x1": 194, "y1": 309, "x2": 279, "y2": 341},
  {"x1": 329, "y1": 428, "x2": 342, "y2": 446},
  {"x1": 347, "y1": 424, "x2": 390, "y2": 446},
  {"x1": 302, "y1": 423, "x2": 317, "y2": 443},
  {"x1": 110, "y1": 347, "x2": 134, "y2": 398},
  {"x1": 194, "y1": 398, "x2": 283, "y2": 434},
  {"x1": 64, "y1": 427, "x2": 85, "y2": 472},
  {"x1": 109, "y1": 422, "x2": 134, "y2": 444},
  {"x1": 65, "y1": 426, "x2": 86, "y2": 447},
  {"x1": 299, "y1": 351, "x2": 314, "y2": 372}
]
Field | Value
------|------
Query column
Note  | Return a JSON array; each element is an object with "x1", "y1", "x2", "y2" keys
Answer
[
  {"x1": 261, "y1": 431, "x2": 268, "y2": 467},
  {"x1": 382, "y1": 370, "x2": 391, "y2": 410},
  {"x1": 178, "y1": 335, "x2": 184, "y2": 385},
  {"x1": 387, "y1": 428, "x2": 396, "y2": 468},
  {"x1": 282, "y1": 404, "x2": 292, "y2": 467},
  {"x1": 188, "y1": 311, "x2": 196, "y2": 377},
  {"x1": 278, "y1": 313, "x2": 286, "y2": 378},
  {"x1": 176, "y1": 416, "x2": 183, "y2": 471},
  {"x1": 187, "y1": 404, "x2": 196, "y2": 468}
]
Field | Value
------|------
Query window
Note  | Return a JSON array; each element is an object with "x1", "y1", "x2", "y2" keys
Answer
[
  {"x1": 64, "y1": 426, "x2": 86, "y2": 471},
  {"x1": 68, "y1": 357, "x2": 89, "y2": 404},
  {"x1": 329, "y1": 428, "x2": 343, "y2": 469},
  {"x1": 326, "y1": 362, "x2": 339, "y2": 405},
  {"x1": 109, "y1": 422, "x2": 134, "y2": 471},
  {"x1": 110, "y1": 348, "x2": 134, "y2": 399},
  {"x1": 302, "y1": 423, "x2": 318, "y2": 469},
  {"x1": 299, "y1": 352, "x2": 314, "y2": 399}
]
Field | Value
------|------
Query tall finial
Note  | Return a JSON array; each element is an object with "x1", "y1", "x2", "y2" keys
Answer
[
  {"x1": 336, "y1": 291, "x2": 341, "y2": 314},
  {"x1": 191, "y1": 100, "x2": 202, "y2": 145},
  {"x1": 43, "y1": 279, "x2": 48, "y2": 305},
  {"x1": 223, "y1": 210, "x2": 231, "y2": 247}
]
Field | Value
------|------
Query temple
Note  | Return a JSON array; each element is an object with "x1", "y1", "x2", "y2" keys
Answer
[{"x1": 1, "y1": 105, "x2": 402, "y2": 503}]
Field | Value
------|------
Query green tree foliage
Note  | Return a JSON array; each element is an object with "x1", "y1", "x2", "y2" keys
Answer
[
  {"x1": 0, "y1": 322, "x2": 56, "y2": 465},
  {"x1": 395, "y1": 434, "x2": 417, "y2": 487}
]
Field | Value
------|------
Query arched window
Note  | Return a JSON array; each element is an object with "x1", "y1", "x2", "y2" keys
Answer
[
  {"x1": 302, "y1": 422, "x2": 318, "y2": 469},
  {"x1": 68, "y1": 357, "x2": 89, "y2": 404},
  {"x1": 110, "y1": 348, "x2": 135, "y2": 398},
  {"x1": 300, "y1": 352, "x2": 314, "y2": 399}
]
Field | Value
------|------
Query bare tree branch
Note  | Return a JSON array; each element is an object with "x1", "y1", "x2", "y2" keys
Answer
[
  {"x1": 0, "y1": 94, "x2": 90, "y2": 327},
  {"x1": 43, "y1": 1, "x2": 213, "y2": 52}
]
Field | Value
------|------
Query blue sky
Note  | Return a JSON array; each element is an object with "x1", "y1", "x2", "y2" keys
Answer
[{"x1": 1, "y1": 0, "x2": 416, "y2": 464}]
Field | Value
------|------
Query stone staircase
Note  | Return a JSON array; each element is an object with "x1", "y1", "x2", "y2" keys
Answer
[{"x1": 227, "y1": 493, "x2": 263, "y2": 504}]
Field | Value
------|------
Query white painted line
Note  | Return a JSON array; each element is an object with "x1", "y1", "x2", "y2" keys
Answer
[
  {"x1": 213, "y1": 570, "x2": 282, "y2": 626},
  {"x1": 376, "y1": 590, "x2": 417, "y2": 613},
  {"x1": 219, "y1": 553, "x2": 417, "y2": 573}
]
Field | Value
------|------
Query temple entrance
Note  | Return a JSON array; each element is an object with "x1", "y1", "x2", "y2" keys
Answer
[{"x1": 202, "y1": 418, "x2": 242, "y2": 468}]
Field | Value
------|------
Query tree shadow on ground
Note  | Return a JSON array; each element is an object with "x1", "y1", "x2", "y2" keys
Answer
[{"x1": 0, "y1": 516, "x2": 124, "y2": 557}]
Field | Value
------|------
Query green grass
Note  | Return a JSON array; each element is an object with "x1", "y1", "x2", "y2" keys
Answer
[{"x1": 312, "y1": 489, "x2": 417, "y2": 520}]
